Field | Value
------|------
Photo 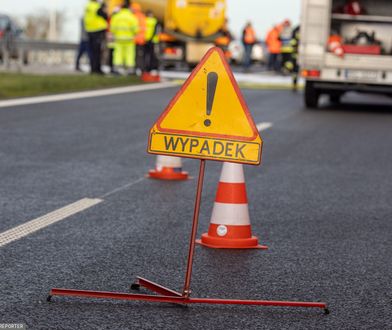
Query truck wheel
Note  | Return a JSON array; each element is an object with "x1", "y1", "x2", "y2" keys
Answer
[
  {"x1": 304, "y1": 81, "x2": 320, "y2": 109},
  {"x1": 330, "y1": 94, "x2": 341, "y2": 104}
]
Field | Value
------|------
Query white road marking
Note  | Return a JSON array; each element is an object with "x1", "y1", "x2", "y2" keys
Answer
[
  {"x1": 101, "y1": 177, "x2": 146, "y2": 198},
  {"x1": 0, "y1": 82, "x2": 176, "y2": 109},
  {"x1": 256, "y1": 122, "x2": 273, "y2": 132},
  {"x1": 0, "y1": 198, "x2": 102, "y2": 247}
]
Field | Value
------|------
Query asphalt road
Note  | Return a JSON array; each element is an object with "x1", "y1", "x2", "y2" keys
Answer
[{"x1": 0, "y1": 86, "x2": 391, "y2": 329}]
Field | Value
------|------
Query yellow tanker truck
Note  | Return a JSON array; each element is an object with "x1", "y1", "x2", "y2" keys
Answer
[{"x1": 107, "y1": 0, "x2": 227, "y2": 66}]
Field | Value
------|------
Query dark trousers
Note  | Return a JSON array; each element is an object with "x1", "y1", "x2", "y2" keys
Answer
[
  {"x1": 281, "y1": 52, "x2": 292, "y2": 72},
  {"x1": 143, "y1": 42, "x2": 158, "y2": 72},
  {"x1": 75, "y1": 40, "x2": 91, "y2": 69},
  {"x1": 243, "y1": 44, "x2": 253, "y2": 69},
  {"x1": 267, "y1": 53, "x2": 280, "y2": 72},
  {"x1": 87, "y1": 31, "x2": 105, "y2": 74},
  {"x1": 136, "y1": 44, "x2": 145, "y2": 71},
  {"x1": 108, "y1": 47, "x2": 114, "y2": 72}
]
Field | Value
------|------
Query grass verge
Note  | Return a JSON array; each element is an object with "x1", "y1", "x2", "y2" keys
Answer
[{"x1": 0, "y1": 73, "x2": 144, "y2": 99}]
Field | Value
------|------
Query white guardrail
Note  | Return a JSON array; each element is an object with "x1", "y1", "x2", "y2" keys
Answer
[{"x1": 0, "y1": 39, "x2": 79, "y2": 70}]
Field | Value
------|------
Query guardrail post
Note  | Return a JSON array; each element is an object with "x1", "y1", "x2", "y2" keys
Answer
[
  {"x1": 17, "y1": 42, "x2": 24, "y2": 72},
  {"x1": 1, "y1": 40, "x2": 11, "y2": 69}
]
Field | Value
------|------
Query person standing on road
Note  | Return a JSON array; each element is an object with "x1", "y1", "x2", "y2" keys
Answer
[
  {"x1": 84, "y1": 0, "x2": 108, "y2": 74},
  {"x1": 110, "y1": 0, "x2": 139, "y2": 75},
  {"x1": 286, "y1": 25, "x2": 300, "y2": 91},
  {"x1": 131, "y1": 2, "x2": 147, "y2": 75},
  {"x1": 215, "y1": 18, "x2": 233, "y2": 59},
  {"x1": 75, "y1": 18, "x2": 91, "y2": 72},
  {"x1": 107, "y1": 6, "x2": 121, "y2": 74},
  {"x1": 241, "y1": 21, "x2": 257, "y2": 71},
  {"x1": 265, "y1": 23, "x2": 282, "y2": 72},
  {"x1": 143, "y1": 10, "x2": 160, "y2": 75},
  {"x1": 279, "y1": 19, "x2": 293, "y2": 74}
]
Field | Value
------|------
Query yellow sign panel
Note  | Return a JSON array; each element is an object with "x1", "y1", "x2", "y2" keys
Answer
[
  {"x1": 149, "y1": 132, "x2": 261, "y2": 164},
  {"x1": 148, "y1": 47, "x2": 262, "y2": 165}
]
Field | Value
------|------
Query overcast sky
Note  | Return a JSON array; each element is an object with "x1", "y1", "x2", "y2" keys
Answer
[{"x1": 0, "y1": 0, "x2": 301, "y2": 41}]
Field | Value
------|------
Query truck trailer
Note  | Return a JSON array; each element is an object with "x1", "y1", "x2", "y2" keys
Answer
[
  {"x1": 107, "y1": 0, "x2": 227, "y2": 66},
  {"x1": 299, "y1": 0, "x2": 392, "y2": 108}
]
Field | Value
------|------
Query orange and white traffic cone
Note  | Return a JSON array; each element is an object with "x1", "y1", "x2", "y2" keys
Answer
[
  {"x1": 148, "y1": 155, "x2": 189, "y2": 180},
  {"x1": 197, "y1": 162, "x2": 267, "y2": 249}
]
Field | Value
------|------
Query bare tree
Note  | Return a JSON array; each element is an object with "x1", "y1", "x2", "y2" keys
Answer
[{"x1": 24, "y1": 9, "x2": 66, "y2": 40}]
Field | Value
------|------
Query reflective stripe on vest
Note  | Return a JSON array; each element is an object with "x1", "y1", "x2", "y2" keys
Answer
[
  {"x1": 281, "y1": 44, "x2": 293, "y2": 53},
  {"x1": 145, "y1": 17, "x2": 159, "y2": 43},
  {"x1": 84, "y1": 1, "x2": 108, "y2": 33},
  {"x1": 110, "y1": 9, "x2": 138, "y2": 42},
  {"x1": 244, "y1": 27, "x2": 256, "y2": 44}
]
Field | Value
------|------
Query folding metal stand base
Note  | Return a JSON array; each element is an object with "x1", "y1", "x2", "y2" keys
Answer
[
  {"x1": 48, "y1": 276, "x2": 329, "y2": 314},
  {"x1": 48, "y1": 160, "x2": 329, "y2": 315}
]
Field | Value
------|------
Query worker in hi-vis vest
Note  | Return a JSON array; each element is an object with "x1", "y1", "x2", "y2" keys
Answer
[
  {"x1": 131, "y1": 2, "x2": 147, "y2": 74},
  {"x1": 106, "y1": 6, "x2": 121, "y2": 74},
  {"x1": 84, "y1": 0, "x2": 108, "y2": 74},
  {"x1": 110, "y1": 0, "x2": 139, "y2": 74},
  {"x1": 143, "y1": 10, "x2": 160, "y2": 74},
  {"x1": 241, "y1": 22, "x2": 257, "y2": 71}
]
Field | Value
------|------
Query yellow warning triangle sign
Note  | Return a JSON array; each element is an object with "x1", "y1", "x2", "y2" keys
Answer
[
  {"x1": 156, "y1": 48, "x2": 259, "y2": 141},
  {"x1": 148, "y1": 47, "x2": 262, "y2": 165}
]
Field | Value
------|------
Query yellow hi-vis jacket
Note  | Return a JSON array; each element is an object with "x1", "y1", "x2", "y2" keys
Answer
[
  {"x1": 145, "y1": 17, "x2": 159, "y2": 44},
  {"x1": 110, "y1": 8, "x2": 139, "y2": 42},
  {"x1": 84, "y1": 1, "x2": 108, "y2": 33}
]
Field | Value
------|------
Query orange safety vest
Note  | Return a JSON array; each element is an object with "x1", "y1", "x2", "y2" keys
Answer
[
  {"x1": 244, "y1": 26, "x2": 256, "y2": 44},
  {"x1": 265, "y1": 26, "x2": 282, "y2": 54},
  {"x1": 134, "y1": 10, "x2": 146, "y2": 45}
]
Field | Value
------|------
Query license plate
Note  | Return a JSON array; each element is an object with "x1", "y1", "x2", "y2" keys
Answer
[{"x1": 345, "y1": 70, "x2": 378, "y2": 81}]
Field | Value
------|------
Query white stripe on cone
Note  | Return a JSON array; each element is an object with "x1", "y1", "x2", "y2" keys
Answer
[
  {"x1": 210, "y1": 203, "x2": 250, "y2": 226},
  {"x1": 156, "y1": 155, "x2": 183, "y2": 171},
  {"x1": 219, "y1": 162, "x2": 245, "y2": 183}
]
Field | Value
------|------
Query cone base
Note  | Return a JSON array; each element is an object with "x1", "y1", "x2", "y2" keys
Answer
[
  {"x1": 142, "y1": 72, "x2": 161, "y2": 83},
  {"x1": 196, "y1": 234, "x2": 268, "y2": 249},
  {"x1": 148, "y1": 169, "x2": 189, "y2": 181}
]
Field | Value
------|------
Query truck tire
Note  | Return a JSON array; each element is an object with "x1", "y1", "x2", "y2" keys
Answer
[
  {"x1": 330, "y1": 93, "x2": 342, "y2": 104},
  {"x1": 304, "y1": 81, "x2": 320, "y2": 109}
]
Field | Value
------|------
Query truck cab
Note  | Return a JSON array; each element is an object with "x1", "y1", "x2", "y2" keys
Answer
[{"x1": 299, "y1": 0, "x2": 392, "y2": 108}]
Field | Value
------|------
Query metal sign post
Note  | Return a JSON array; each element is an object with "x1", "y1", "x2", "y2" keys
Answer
[{"x1": 183, "y1": 159, "x2": 205, "y2": 297}]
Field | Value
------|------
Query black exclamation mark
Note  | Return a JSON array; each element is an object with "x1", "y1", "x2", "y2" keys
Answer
[{"x1": 204, "y1": 72, "x2": 218, "y2": 127}]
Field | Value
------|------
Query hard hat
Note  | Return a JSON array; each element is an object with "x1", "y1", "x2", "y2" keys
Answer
[{"x1": 132, "y1": 2, "x2": 141, "y2": 11}]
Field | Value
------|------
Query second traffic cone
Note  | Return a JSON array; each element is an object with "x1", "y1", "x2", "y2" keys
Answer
[
  {"x1": 197, "y1": 162, "x2": 267, "y2": 249},
  {"x1": 148, "y1": 155, "x2": 189, "y2": 180}
]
